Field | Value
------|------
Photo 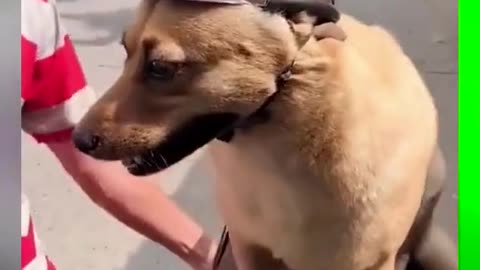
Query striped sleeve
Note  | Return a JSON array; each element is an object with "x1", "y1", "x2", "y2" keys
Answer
[
  {"x1": 21, "y1": 0, "x2": 96, "y2": 143},
  {"x1": 21, "y1": 194, "x2": 56, "y2": 270}
]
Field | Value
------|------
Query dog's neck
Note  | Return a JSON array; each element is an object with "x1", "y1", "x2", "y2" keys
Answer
[
  {"x1": 227, "y1": 39, "x2": 348, "y2": 171},
  {"x1": 215, "y1": 1, "x2": 342, "y2": 143}
]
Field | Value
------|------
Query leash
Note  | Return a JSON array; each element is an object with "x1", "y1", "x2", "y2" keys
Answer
[{"x1": 213, "y1": 226, "x2": 231, "y2": 269}]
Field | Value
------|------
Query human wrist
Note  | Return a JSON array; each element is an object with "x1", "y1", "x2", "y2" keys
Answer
[{"x1": 185, "y1": 233, "x2": 217, "y2": 270}]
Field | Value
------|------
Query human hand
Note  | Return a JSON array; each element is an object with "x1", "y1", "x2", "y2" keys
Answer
[{"x1": 188, "y1": 235, "x2": 218, "y2": 270}]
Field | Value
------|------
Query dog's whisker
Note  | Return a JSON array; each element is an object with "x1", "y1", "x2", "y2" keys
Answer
[
  {"x1": 148, "y1": 151, "x2": 162, "y2": 170},
  {"x1": 140, "y1": 153, "x2": 156, "y2": 168},
  {"x1": 159, "y1": 154, "x2": 169, "y2": 168},
  {"x1": 152, "y1": 158, "x2": 163, "y2": 170}
]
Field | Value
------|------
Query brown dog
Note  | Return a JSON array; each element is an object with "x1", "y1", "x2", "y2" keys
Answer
[
  {"x1": 72, "y1": 1, "x2": 456, "y2": 269},
  {"x1": 212, "y1": 147, "x2": 456, "y2": 270}
]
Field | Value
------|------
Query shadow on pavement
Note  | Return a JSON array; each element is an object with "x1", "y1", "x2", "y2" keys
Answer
[
  {"x1": 61, "y1": 8, "x2": 135, "y2": 46},
  {"x1": 119, "y1": 153, "x2": 223, "y2": 270},
  {"x1": 116, "y1": 240, "x2": 187, "y2": 270},
  {"x1": 170, "y1": 155, "x2": 222, "y2": 236}
]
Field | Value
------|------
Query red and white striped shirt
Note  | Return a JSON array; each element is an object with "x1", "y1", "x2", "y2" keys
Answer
[{"x1": 21, "y1": 0, "x2": 96, "y2": 269}]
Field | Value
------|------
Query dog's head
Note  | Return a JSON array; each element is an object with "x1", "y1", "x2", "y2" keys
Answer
[{"x1": 73, "y1": 0, "x2": 339, "y2": 176}]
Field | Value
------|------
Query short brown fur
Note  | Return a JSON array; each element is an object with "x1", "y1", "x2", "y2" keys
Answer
[{"x1": 75, "y1": 1, "x2": 456, "y2": 270}]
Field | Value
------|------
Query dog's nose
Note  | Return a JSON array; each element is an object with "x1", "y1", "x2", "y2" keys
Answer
[{"x1": 72, "y1": 129, "x2": 101, "y2": 153}]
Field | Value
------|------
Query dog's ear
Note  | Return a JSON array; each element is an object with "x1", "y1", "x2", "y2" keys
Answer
[
  {"x1": 288, "y1": 11, "x2": 316, "y2": 49},
  {"x1": 289, "y1": 11, "x2": 346, "y2": 49},
  {"x1": 312, "y1": 22, "x2": 346, "y2": 41},
  {"x1": 262, "y1": 0, "x2": 344, "y2": 47},
  {"x1": 263, "y1": 0, "x2": 340, "y2": 25}
]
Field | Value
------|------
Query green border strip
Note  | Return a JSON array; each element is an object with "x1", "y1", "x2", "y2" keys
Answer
[{"x1": 459, "y1": 0, "x2": 479, "y2": 269}]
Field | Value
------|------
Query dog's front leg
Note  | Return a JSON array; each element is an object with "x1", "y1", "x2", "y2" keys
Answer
[
  {"x1": 413, "y1": 223, "x2": 458, "y2": 270},
  {"x1": 405, "y1": 146, "x2": 458, "y2": 270},
  {"x1": 229, "y1": 232, "x2": 288, "y2": 270}
]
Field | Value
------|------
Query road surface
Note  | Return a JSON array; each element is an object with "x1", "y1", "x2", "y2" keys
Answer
[{"x1": 22, "y1": 0, "x2": 457, "y2": 269}]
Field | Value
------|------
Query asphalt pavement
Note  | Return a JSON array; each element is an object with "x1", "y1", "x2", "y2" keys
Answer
[{"x1": 22, "y1": 0, "x2": 457, "y2": 269}]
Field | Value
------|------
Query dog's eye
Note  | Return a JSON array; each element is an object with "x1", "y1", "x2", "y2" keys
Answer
[{"x1": 146, "y1": 60, "x2": 177, "y2": 81}]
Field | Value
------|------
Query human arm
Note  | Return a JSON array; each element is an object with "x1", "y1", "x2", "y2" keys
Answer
[
  {"x1": 21, "y1": 0, "x2": 215, "y2": 268},
  {"x1": 47, "y1": 140, "x2": 216, "y2": 270}
]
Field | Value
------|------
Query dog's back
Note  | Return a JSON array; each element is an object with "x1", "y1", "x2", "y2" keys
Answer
[{"x1": 209, "y1": 13, "x2": 438, "y2": 270}]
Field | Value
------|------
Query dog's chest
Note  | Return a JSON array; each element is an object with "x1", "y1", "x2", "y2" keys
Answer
[{"x1": 208, "y1": 137, "x2": 350, "y2": 267}]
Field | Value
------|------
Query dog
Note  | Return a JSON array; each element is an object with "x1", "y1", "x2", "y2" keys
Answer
[{"x1": 72, "y1": 1, "x2": 456, "y2": 269}]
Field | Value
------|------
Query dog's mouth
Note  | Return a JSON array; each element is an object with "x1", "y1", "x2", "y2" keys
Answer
[{"x1": 120, "y1": 113, "x2": 239, "y2": 176}]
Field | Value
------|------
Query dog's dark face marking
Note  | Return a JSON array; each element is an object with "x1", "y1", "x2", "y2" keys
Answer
[
  {"x1": 72, "y1": 0, "x2": 335, "y2": 175},
  {"x1": 120, "y1": 113, "x2": 238, "y2": 175}
]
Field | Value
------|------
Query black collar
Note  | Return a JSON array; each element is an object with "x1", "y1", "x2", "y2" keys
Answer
[{"x1": 216, "y1": 61, "x2": 294, "y2": 142}]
